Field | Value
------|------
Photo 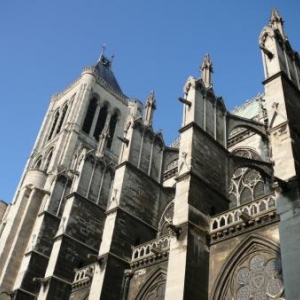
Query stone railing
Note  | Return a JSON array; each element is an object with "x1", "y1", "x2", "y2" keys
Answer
[
  {"x1": 131, "y1": 235, "x2": 171, "y2": 263},
  {"x1": 163, "y1": 159, "x2": 178, "y2": 181},
  {"x1": 170, "y1": 136, "x2": 180, "y2": 148},
  {"x1": 210, "y1": 193, "x2": 277, "y2": 233},
  {"x1": 73, "y1": 264, "x2": 95, "y2": 284}
]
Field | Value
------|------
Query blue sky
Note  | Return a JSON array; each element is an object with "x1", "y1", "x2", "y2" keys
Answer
[{"x1": 1, "y1": 1, "x2": 299, "y2": 203}]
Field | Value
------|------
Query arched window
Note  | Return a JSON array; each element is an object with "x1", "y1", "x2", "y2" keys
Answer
[
  {"x1": 34, "y1": 157, "x2": 42, "y2": 170},
  {"x1": 44, "y1": 149, "x2": 53, "y2": 172},
  {"x1": 82, "y1": 97, "x2": 97, "y2": 134},
  {"x1": 48, "y1": 111, "x2": 60, "y2": 141},
  {"x1": 93, "y1": 105, "x2": 108, "y2": 141},
  {"x1": 107, "y1": 112, "x2": 118, "y2": 149},
  {"x1": 55, "y1": 104, "x2": 68, "y2": 134},
  {"x1": 229, "y1": 149, "x2": 265, "y2": 207}
]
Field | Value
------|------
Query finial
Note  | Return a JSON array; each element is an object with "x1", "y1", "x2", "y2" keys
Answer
[
  {"x1": 270, "y1": 9, "x2": 285, "y2": 37},
  {"x1": 146, "y1": 90, "x2": 156, "y2": 107},
  {"x1": 143, "y1": 90, "x2": 157, "y2": 126},
  {"x1": 201, "y1": 53, "x2": 213, "y2": 88},
  {"x1": 98, "y1": 43, "x2": 107, "y2": 62},
  {"x1": 270, "y1": 9, "x2": 283, "y2": 25},
  {"x1": 97, "y1": 44, "x2": 114, "y2": 69},
  {"x1": 201, "y1": 53, "x2": 213, "y2": 72}
]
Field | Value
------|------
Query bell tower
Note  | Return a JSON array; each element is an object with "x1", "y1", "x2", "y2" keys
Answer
[{"x1": 0, "y1": 52, "x2": 131, "y2": 300}]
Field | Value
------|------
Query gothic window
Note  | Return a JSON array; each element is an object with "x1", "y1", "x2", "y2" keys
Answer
[
  {"x1": 55, "y1": 104, "x2": 68, "y2": 134},
  {"x1": 44, "y1": 148, "x2": 53, "y2": 172},
  {"x1": 212, "y1": 236, "x2": 285, "y2": 300},
  {"x1": 158, "y1": 202, "x2": 174, "y2": 236},
  {"x1": 48, "y1": 111, "x2": 60, "y2": 141},
  {"x1": 142, "y1": 282, "x2": 166, "y2": 300},
  {"x1": 226, "y1": 254, "x2": 284, "y2": 299},
  {"x1": 107, "y1": 111, "x2": 118, "y2": 149},
  {"x1": 136, "y1": 270, "x2": 167, "y2": 300},
  {"x1": 229, "y1": 149, "x2": 265, "y2": 207},
  {"x1": 34, "y1": 157, "x2": 42, "y2": 169},
  {"x1": 93, "y1": 105, "x2": 108, "y2": 141},
  {"x1": 82, "y1": 97, "x2": 97, "y2": 134}
]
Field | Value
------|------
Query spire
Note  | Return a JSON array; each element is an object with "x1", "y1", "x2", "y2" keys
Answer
[
  {"x1": 143, "y1": 91, "x2": 156, "y2": 126},
  {"x1": 94, "y1": 45, "x2": 123, "y2": 95},
  {"x1": 201, "y1": 54, "x2": 213, "y2": 88},
  {"x1": 270, "y1": 9, "x2": 285, "y2": 37}
]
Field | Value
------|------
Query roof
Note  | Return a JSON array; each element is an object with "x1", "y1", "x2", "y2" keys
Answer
[
  {"x1": 95, "y1": 54, "x2": 124, "y2": 95},
  {"x1": 231, "y1": 94, "x2": 265, "y2": 120}
]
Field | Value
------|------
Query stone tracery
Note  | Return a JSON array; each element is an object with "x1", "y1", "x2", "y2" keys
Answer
[
  {"x1": 229, "y1": 149, "x2": 265, "y2": 207},
  {"x1": 233, "y1": 254, "x2": 284, "y2": 300}
]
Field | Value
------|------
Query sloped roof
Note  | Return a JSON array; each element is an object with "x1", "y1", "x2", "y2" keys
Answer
[
  {"x1": 231, "y1": 94, "x2": 265, "y2": 120},
  {"x1": 95, "y1": 54, "x2": 124, "y2": 95}
]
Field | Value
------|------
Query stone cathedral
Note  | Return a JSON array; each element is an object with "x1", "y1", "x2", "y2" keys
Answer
[{"x1": 1, "y1": 9, "x2": 300, "y2": 300}]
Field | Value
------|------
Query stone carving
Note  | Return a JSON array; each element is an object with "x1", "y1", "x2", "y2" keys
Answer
[
  {"x1": 235, "y1": 255, "x2": 284, "y2": 300},
  {"x1": 229, "y1": 149, "x2": 265, "y2": 207},
  {"x1": 144, "y1": 282, "x2": 166, "y2": 300}
]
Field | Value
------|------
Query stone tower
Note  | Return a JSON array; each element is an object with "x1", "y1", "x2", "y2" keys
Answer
[
  {"x1": 0, "y1": 9, "x2": 300, "y2": 300},
  {"x1": 0, "y1": 53, "x2": 144, "y2": 299}
]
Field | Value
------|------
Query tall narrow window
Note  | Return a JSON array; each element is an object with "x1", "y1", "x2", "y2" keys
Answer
[
  {"x1": 44, "y1": 149, "x2": 53, "y2": 172},
  {"x1": 107, "y1": 112, "x2": 118, "y2": 149},
  {"x1": 82, "y1": 98, "x2": 97, "y2": 134},
  {"x1": 93, "y1": 105, "x2": 108, "y2": 141},
  {"x1": 34, "y1": 157, "x2": 42, "y2": 169},
  {"x1": 56, "y1": 104, "x2": 68, "y2": 134},
  {"x1": 48, "y1": 111, "x2": 60, "y2": 141}
]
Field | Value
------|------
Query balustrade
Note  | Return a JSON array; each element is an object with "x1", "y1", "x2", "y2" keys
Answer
[{"x1": 210, "y1": 193, "x2": 277, "y2": 233}]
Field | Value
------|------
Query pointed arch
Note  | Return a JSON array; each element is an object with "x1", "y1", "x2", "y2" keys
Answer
[
  {"x1": 229, "y1": 148, "x2": 268, "y2": 207},
  {"x1": 107, "y1": 110, "x2": 119, "y2": 149},
  {"x1": 44, "y1": 148, "x2": 54, "y2": 172},
  {"x1": 135, "y1": 267, "x2": 167, "y2": 300},
  {"x1": 211, "y1": 234, "x2": 281, "y2": 300},
  {"x1": 94, "y1": 105, "x2": 108, "y2": 141},
  {"x1": 158, "y1": 201, "x2": 174, "y2": 236},
  {"x1": 56, "y1": 103, "x2": 69, "y2": 134},
  {"x1": 33, "y1": 156, "x2": 43, "y2": 170},
  {"x1": 48, "y1": 110, "x2": 60, "y2": 141},
  {"x1": 82, "y1": 96, "x2": 98, "y2": 134}
]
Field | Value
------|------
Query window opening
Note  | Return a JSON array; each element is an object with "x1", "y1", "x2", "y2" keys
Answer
[
  {"x1": 82, "y1": 98, "x2": 97, "y2": 134},
  {"x1": 48, "y1": 111, "x2": 60, "y2": 141},
  {"x1": 44, "y1": 149, "x2": 53, "y2": 172},
  {"x1": 107, "y1": 112, "x2": 118, "y2": 149},
  {"x1": 93, "y1": 105, "x2": 108, "y2": 141},
  {"x1": 56, "y1": 105, "x2": 68, "y2": 134}
]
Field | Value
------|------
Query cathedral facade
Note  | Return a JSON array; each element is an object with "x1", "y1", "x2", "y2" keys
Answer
[{"x1": 1, "y1": 9, "x2": 300, "y2": 300}]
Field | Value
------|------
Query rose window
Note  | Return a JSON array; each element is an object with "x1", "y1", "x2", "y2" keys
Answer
[{"x1": 236, "y1": 255, "x2": 284, "y2": 300}]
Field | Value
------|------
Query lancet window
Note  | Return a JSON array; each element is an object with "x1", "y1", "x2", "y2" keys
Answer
[
  {"x1": 48, "y1": 111, "x2": 60, "y2": 141},
  {"x1": 34, "y1": 156, "x2": 42, "y2": 170},
  {"x1": 55, "y1": 104, "x2": 68, "y2": 134},
  {"x1": 82, "y1": 97, "x2": 97, "y2": 134},
  {"x1": 47, "y1": 103, "x2": 69, "y2": 141},
  {"x1": 107, "y1": 111, "x2": 118, "y2": 149},
  {"x1": 44, "y1": 148, "x2": 53, "y2": 172},
  {"x1": 93, "y1": 105, "x2": 108, "y2": 140},
  {"x1": 82, "y1": 97, "x2": 120, "y2": 148}
]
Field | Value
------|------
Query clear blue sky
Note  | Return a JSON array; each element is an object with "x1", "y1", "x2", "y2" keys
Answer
[{"x1": 1, "y1": 1, "x2": 299, "y2": 203}]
